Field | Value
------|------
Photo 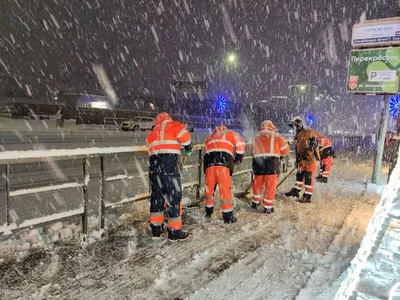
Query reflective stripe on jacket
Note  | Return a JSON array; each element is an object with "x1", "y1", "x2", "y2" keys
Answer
[
  {"x1": 147, "y1": 112, "x2": 192, "y2": 175},
  {"x1": 204, "y1": 125, "x2": 246, "y2": 172}
]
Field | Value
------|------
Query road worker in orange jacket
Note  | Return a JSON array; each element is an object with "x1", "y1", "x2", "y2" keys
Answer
[
  {"x1": 316, "y1": 132, "x2": 334, "y2": 183},
  {"x1": 203, "y1": 125, "x2": 246, "y2": 223},
  {"x1": 146, "y1": 112, "x2": 192, "y2": 241},
  {"x1": 285, "y1": 116, "x2": 320, "y2": 203},
  {"x1": 251, "y1": 120, "x2": 290, "y2": 214}
]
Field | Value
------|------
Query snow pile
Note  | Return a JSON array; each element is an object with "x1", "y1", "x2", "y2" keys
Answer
[
  {"x1": 334, "y1": 149, "x2": 400, "y2": 300},
  {"x1": 0, "y1": 221, "x2": 82, "y2": 262}
]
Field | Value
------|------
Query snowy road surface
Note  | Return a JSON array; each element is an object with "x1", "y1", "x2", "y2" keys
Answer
[
  {"x1": 0, "y1": 122, "x2": 211, "y2": 151},
  {"x1": 0, "y1": 160, "x2": 384, "y2": 300}
]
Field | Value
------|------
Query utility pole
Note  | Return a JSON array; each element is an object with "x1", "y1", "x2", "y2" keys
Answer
[
  {"x1": 372, "y1": 95, "x2": 390, "y2": 184},
  {"x1": 388, "y1": 2, "x2": 400, "y2": 179}
]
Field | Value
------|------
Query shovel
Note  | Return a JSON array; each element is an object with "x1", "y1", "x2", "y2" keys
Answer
[
  {"x1": 234, "y1": 167, "x2": 297, "y2": 200},
  {"x1": 180, "y1": 154, "x2": 189, "y2": 171}
]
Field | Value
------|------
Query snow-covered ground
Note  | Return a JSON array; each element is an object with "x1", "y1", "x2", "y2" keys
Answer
[{"x1": 0, "y1": 159, "x2": 386, "y2": 300}]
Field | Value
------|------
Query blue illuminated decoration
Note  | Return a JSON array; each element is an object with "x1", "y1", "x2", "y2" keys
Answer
[
  {"x1": 307, "y1": 115, "x2": 314, "y2": 125},
  {"x1": 217, "y1": 95, "x2": 227, "y2": 112},
  {"x1": 389, "y1": 95, "x2": 400, "y2": 117}
]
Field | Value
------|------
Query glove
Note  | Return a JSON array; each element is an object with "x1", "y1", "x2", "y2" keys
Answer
[
  {"x1": 183, "y1": 149, "x2": 193, "y2": 157},
  {"x1": 234, "y1": 154, "x2": 244, "y2": 165}
]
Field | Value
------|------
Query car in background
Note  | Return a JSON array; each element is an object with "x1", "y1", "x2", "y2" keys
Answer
[{"x1": 121, "y1": 117, "x2": 155, "y2": 131}]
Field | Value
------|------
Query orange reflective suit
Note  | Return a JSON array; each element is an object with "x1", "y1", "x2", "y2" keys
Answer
[
  {"x1": 316, "y1": 132, "x2": 333, "y2": 179},
  {"x1": 147, "y1": 112, "x2": 192, "y2": 232},
  {"x1": 203, "y1": 126, "x2": 246, "y2": 219},
  {"x1": 251, "y1": 121, "x2": 290, "y2": 210}
]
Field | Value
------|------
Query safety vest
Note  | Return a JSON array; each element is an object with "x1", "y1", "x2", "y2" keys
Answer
[
  {"x1": 316, "y1": 132, "x2": 332, "y2": 151},
  {"x1": 252, "y1": 130, "x2": 290, "y2": 158},
  {"x1": 147, "y1": 121, "x2": 191, "y2": 156},
  {"x1": 204, "y1": 126, "x2": 246, "y2": 157}
]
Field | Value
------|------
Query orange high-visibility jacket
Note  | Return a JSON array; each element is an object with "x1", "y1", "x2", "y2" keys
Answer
[
  {"x1": 252, "y1": 121, "x2": 290, "y2": 158},
  {"x1": 147, "y1": 112, "x2": 192, "y2": 175},
  {"x1": 316, "y1": 132, "x2": 332, "y2": 151},
  {"x1": 203, "y1": 125, "x2": 246, "y2": 173},
  {"x1": 251, "y1": 120, "x2": 290, "y2": 175},
  {"x1": 204, "y1": 125, "x2": 246, "y2": 157}
]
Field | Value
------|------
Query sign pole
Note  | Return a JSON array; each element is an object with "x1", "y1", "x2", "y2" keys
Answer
[{"x1": 372, "y1": 94, "x2": 390, "y2": 184}]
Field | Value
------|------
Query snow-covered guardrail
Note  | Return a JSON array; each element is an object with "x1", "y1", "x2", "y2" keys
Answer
[
  {"x1": 0, "y1": 142, "x2": 293, "y2": 239},
  {"x1": 0, "y1": 142, "x2": 281, "y2": 239}
]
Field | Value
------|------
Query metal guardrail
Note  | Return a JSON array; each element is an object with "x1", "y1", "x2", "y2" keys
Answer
[{"x1": 0, "y1": 143, "x2": 292, "y2": 238}]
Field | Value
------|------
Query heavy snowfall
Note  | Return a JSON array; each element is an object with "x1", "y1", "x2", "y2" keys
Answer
[{"x1": 1, "y1": 0, "x2": 400, "y2": 300}]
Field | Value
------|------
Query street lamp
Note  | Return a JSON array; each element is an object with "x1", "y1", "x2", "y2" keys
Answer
[
  {"x1": 226, "y1": 53, "x2": 237, "y2": 64},
  {"x1": 219, "y1": 52, "x2": 239, "y2": 91}
]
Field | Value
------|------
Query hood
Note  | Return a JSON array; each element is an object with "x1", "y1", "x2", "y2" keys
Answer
[
  {"x1": 213, "y1": 125, "x2": 228, "y2": 134},
  {"x1": 288, "y1": 116, "x2": 303, "y2": 128},
  {"x1": 259, "y1": 120, "x2": 276, "y2": 132},
  {"x1": 155, "y1": 112, "x2": 172, "y2": 127}
]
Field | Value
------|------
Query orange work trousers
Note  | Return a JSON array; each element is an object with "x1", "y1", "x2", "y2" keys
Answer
[
  {"x1": 252, "y1": 174, "x2": 278, "y2": 209},
  {"x1": 320, "y1": 156, "x2": 333, "y2": 178},
  {"x1": 294, "y1": 161, "x2": 317, "y2": 197},
  {"x1": 204, "y1": 166, "x2": 233, "y2": 213}
]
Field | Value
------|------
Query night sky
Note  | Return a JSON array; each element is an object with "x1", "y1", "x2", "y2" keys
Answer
[{"x1": 0, "y1": 0, "x2": 395, "y2": 102}]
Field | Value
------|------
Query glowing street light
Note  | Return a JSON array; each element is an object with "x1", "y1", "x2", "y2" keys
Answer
[
  {"x1": 225, "y1": 52, "x2": 238, "y2": 66},
  {"x1": 227, "y1": 53, "x2": 236, "y2": 64},
  {"x1": 219, "y1": 51, "x2": 239, "y2": 90}
]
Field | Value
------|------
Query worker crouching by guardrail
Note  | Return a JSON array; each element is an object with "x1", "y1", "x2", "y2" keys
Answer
[
  {"x1": 146, "y1": 112, "x2": 193, "y2": 241},
  {"x1": 251, "y1": 120, "x2": 290, "y2": 214},
  {"x1": 203, "y1": 125, "x2": 246, "y2": 223}
]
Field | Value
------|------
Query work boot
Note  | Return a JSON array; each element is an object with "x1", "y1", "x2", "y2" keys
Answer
[
  {"x1": 322, "y1": 177, "x2": 328, "y2": 183},
  {"x1": 316, "y1": 175, "x2": 323, "y2": 182},
  {"x1": 297, "y1": 194, "x2": 312, "y2": 203},
  {"x1": 150, "y1": 224, "x2": 165, "y2": 237},
  {"x1": 167, "y1": 229, "x2": 190, "y2": 241},
  {"x1": 223, "y1": 212, "x2": 237, "y2": 224},
  {"x1": 251, "y1": 202, "x2": 260, "y2": 209},
  {"x1": 264, "y1": 207, "x2": 275, "y2": 214},
  {"x1": 285, "y1": 188, "x2": 300, "y2": 198},
  {"x1": 205, "y1": 207, "x2": 214, "y2": 218}
]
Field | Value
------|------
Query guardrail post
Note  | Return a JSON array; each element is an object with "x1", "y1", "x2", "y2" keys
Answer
[
  {"x1": 100, "y1": 156, "x2": 105, "y2": 229},
  {"x1": 82, "y1": 156, "x2": 103, "y2": 239},
  {"x1": 5, "y1": 164, "x2": 10, "y2": 226},
  {"x1": 196, "y1": 149, "x2": 202, "y2": 201},
  {"x1": 82, "y1": 158, "x2": 88, "y2": 235}
]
